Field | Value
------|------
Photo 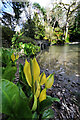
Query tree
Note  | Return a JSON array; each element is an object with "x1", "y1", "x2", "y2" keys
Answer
[
  {"x1": 22, "y1": 18, "x2": 35, "y2": 38},
  {"x1": 69, "y1": 2, "x2": 80, "y2": 41},
  {"x1": 1, "y1": 1, "x2": 28, "y2": 30},
  {"x1": 33, "y1": 2, "x2": 47, "y2": 21},
  {"x1": 22, "y1": 2, "x2": 46, "y2": 39},
  {"x1": 51, "y1": 0, "x2": 79, "y2": 41},
  {"x1": 58, "y1": 1, "x2": 79, "y2": 40}
]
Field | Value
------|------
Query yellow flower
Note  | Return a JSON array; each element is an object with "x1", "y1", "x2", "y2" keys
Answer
[
  {"x1": 45, "y1": 74, "x2": 54, "y2": 89},
  {"x1": 39, "y1": 72, "x2": 46, "y2": 85},
  {"x1": 11, "y1": 53, "x2": 15, "y2": 62},
  {"x1": 16, "y1": 54, "x2": 19, "y2": 59},
  {"x1": 24, "y1": 60, "x2": 32, "y2": 87},
  {"x1": 39, "y1": 88, "x2": 46, "y2": 102},
  {"x1": 32, "y1": 58, "x2": 40, "y2": 82},
  {"x1": 23, "y1": 57, "x2": 54, "y2": 104},
  {"x1": 24, "y1": 58, "x2": 40, "y2": 88}
]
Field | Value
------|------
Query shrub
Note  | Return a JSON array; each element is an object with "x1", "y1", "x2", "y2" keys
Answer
[
  {"x1": 2, "y1": 26, "x2": 14, "y2": 47},
  {"x1": 2, "y1": 48, "x2": 19, "y2": 81}
]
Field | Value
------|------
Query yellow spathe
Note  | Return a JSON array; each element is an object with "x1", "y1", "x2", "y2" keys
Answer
[
  {"x1": 45, "y1": 74, "x2": 54, "y2": 89},
  {"x1": 32, "y1": 58, "x2": 40, "y2": 82},
  {"x1": 11, "y1": 53, "x2": 15, "y2": 62},
  {"x1": 40, "y1": 72, "x2": 47, "y2": 85},
  {"x1": 16, "y1": 54, "x2": 19, "y2": 59},
  {"x1": 24, "y1": 58, "x2": 40, "y2": 87},
  {"x1": 24, "y1": 60, "x2": 32, "y2": 87},
  {"x1": 39, "y1": 88, "x2": 46, "y2": 102}
]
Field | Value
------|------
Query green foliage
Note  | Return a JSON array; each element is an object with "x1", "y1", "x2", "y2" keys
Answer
[
  {"x1": 11, "y1": 32, "x2": 23, "y2": 49},
  {"x1": 22, "y1": 12, "x2": 45, "y2": 40},
  {"x1": 42, "y1": 108, "x2": 54, "y2": 119},
  {"x1": 2, "y1": 48, "x2": 18, "y2": 81},
  {"x1": 69, "y1": 7, "x2": 80, "y2": 41},
  {"x1": 0, "y1": 79, "x2": 32, "y2": 120},
  {"x1": 38, "y1": 95, "x2": 60, "y2": 114},
  {"x1": 22, "y1": 18, "x2": 35, "y2": 38},
  {"x1": 2, "y1": 48, "x2": 14, "y2": 67},
  {"x1": 33, "y1": 12, "x2": 45, "y2": 40},
  {"x1": 65, "y1": 34, "x2": 69, "y2": 43},
  {"x1": 2, "y1": 26, "x2": 14, "y2": 47},
  {"x1": 22, "y1": 43, "x2": 40, "y2": 57},
  {"x1": 2, "y1": 65, "x2": 17, "y2": 81},
  {"x1": 20, "y1": 36, "x2": 36, "y2": 45},
  {"x1": 53, "y1": 27, "x2": 63, "y2": 40},
  {"x1": 34, "y1": 23, "x2": 45, "y2": 40}
]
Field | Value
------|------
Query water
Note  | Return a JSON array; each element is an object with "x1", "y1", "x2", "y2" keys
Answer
[{"x1": 37, "y1": 44, "x2": 80, "y2": 78}]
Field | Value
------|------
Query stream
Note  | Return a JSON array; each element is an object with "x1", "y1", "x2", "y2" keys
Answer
[{"x1": 37, "y1": 43, "x2": 80, "y2": 82}]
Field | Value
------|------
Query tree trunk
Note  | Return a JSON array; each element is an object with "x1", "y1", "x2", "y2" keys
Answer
[{"x1": 65, "y1": 21, "x2": 69, "y2": 40}]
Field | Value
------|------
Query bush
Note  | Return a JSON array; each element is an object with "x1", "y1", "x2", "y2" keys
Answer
[
  {"x1": 2, "y1": 26, "x2": 14, "y2": 47},
  {"x1": 23, "y1": 43, "x2": 40, "y2": 57},
  {"x1": 11, "y1": 32, "x2": 23, "y2": 49},
  {"x1": 2, "y1": 48, "x2": 19, "y2": 81}
]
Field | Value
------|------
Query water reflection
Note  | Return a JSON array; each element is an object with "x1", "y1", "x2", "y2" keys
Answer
[{"x1": 37, "y1": 44, "x2": 80, "y2": 77}]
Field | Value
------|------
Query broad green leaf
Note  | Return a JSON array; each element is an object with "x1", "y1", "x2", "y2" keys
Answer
[
  {"x1": 0, "y1": 86, "x2": 2, "y2": 112},
  {"x1": 39, "y1": 88, "x2": 46, "y2": 102},
  {"x1": 39, "y1": 72, "x2": 46, "y2": 85},
  {"x1": 0, "y1": 79, "x2": 32, "y2": 119},
  {"x1": 19, "y1": 64, "x2": 26, "y2": 84},
  {"x1": 2, "y1": 66, "x2": 17, "y2": 81},
  {"x1": 39, "y1": 95, "x2": 60, "y2": 113},
  {"x1": 32, "y1": 112, "x2": 38, "y2": 120},
  {"x1": 42, "y1": 108, "x2": 54, "y2": 119},
  {"x1": 45, "y1": 74, "x2": 54, "y2": 88},
  {"x1": 32, "y1": 95, "x2": 37, "y2": 111},
  {"x1": 24, "y1": 60, "x2": 32, "y2": 87}
]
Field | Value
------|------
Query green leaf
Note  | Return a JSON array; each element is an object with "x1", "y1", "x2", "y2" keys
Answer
[
  {"x1": 0, "y1": 79, "x2": 32, "y2": 119},
  {"x1": 42, "y1": 108, "x2": 54, "y2": 119},
  {"x1": 38, "y1": 95, "x2": 60, "y2": 113},
  {"x1": 2, "y1": 66, "x2": 17, "y2": 81},
  {"x1": 31, "y1": 95, "x2": 37, "y2": 111},
  {"x1": 32, "y1": 112, "x2": 38, "y2": 120}
]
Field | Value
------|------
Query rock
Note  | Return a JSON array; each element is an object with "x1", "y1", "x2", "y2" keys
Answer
[
  {"x1": 71, "y1": 84, "x2": 74, "y2": 87},
  {"x1": 62, "y1": 88, "x2": 65, "y2": 92},
  {"x1": 57, "y1": 92, "x2": 61, "y2": 96},
  {"x1": 76, "y1": 82, "x2": 80, "y2": 85},
  {"x1": 68, "y1": 79, "x2": 70, "y2": 82},
  {"x1": 72, "y1": 81, "x2": 76, "y2": 84}
]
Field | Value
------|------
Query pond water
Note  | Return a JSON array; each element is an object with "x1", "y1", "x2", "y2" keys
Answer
[{"x1": 37, "y1": 43, "x2": 80, "y2": 80}]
